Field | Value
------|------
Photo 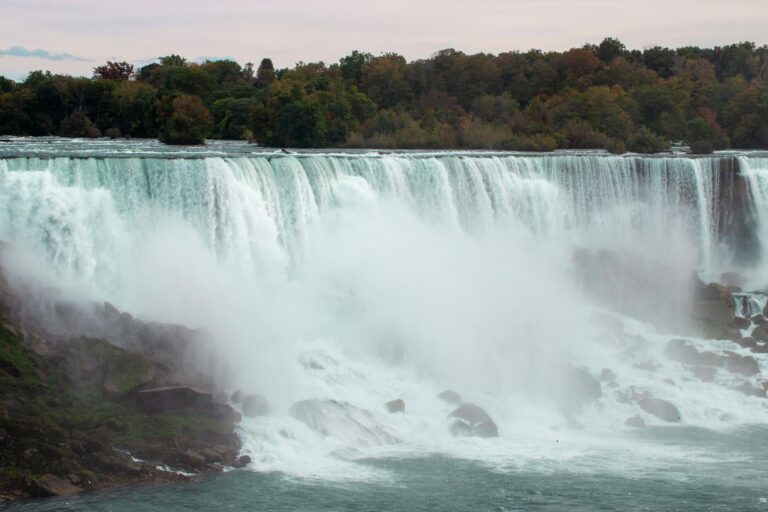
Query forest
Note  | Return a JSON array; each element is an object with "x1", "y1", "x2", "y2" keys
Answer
[{"x1": 0, "y1": 38, "x2": 767, "y2": 152}]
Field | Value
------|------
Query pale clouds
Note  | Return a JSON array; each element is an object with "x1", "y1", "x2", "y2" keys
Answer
[
  {"x1": 1, "y1": 0, "x2": 767, "y2": 79},
  {"x1": 0, "y1": 45, "x2": 89, "y2": 61}
]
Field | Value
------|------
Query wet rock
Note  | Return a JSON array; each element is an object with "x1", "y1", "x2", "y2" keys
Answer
[
  {"x1": 290, "y1": 399, "x2": 399, "y2": 446},
  {"x1": 664, "y1": 339, "x2": 725, "y2": 366},
  {"x1": 624, "y1": 416, "x2": 646, "y2": 428},
  {"x1": 183, "y1": 450, "x2": 206, "y2": 468},
  {"x1": 230, "y1": 390, "x2": 243, "y2": 403},
  {"x1": 734, "y1": 316, "x2": 751, "y2": 330},
  {"x1": 689, "y1": 365, "x2": 716, "y2": 382},
  {"x1": 200, "y1": 447, "x2": 222, "y2": 463},
  {"x1": 438, "y1": 390, "x2": 462, "y2": 405},
  {"x1": 724, "y1": 352, "x2": 759, "y2": 376},
  {"x1": 137, "y1": 386, "x2": 211, "y2": 412},
  {"x1": 205, "y1": 444, "x2": 235, "y2": 466},
  {"x1": 736, "y1": 381, "x2": 766, "y2": 398},
  {"x1": 752, "y1": 314, "x2": 766, "y2": 326},
  {"x1": 234, "y1": 455, "x2": 251, "y2": 468},
  {"x1": 633, "y1": 360, "x2": 661, "y2": 372},
  {"x1": 638, "y1": 396, "x2": 681, "y2": 422},
  {"x1": 449, "y1": 403, "x2": 498, "y2": 438},
  {"x1": 752, "y1": 325, "x2": 768, "y2": 342},
  {"x1": 31, "y1": 475, "x2": 81, "y2": 497},
  {"x1": 386, "y1": 399, "x2": 405, "y2": 413},
  {"x1": 600, "y1": 368, "x2": 617, "y2": 383},
  {"x1": 242, "y1": 394, "x2": 269, "y2": 417}
]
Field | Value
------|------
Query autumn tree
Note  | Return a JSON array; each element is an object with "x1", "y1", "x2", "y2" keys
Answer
[
  {"x1": 93, "y1": 61, "x2": 134, "y2": 81},
  {"x1": 159, "y1": 95, "x2": 212, "y2": 145}
]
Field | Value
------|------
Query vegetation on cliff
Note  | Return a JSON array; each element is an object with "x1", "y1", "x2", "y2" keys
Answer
[
  {"x1": 0, "y1": 268, "x2": 243, "y2": 502},
  {"x1": 0, "y1": 39, "x2": 767, "y2": 151}
]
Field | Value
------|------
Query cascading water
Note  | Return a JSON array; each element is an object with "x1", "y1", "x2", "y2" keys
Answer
[
  {"x1": 2, "y1": 140, "x2": 768, "y2": 508},
  {"x1": 0, "y1": 151, "x2": 749, "y2": 286}
]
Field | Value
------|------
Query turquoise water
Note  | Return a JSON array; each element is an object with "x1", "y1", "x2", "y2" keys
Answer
[{"x1": 6, "y1": 426, "x2": 768, "y2": 511}]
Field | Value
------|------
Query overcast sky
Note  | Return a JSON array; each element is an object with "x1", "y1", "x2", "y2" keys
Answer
[{"x1": 1, "y1": 0, "x2": 767, "y2": 80}]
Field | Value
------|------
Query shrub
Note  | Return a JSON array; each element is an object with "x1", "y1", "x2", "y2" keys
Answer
[
  {"x1": 59, "y1": 111, "x2": 102, "y2": 138},
  {"x1": 626, "y1": 127, "x2": 669, "y2": 153},
  {"x1": 689, "y1": 140, "x2": 715, "y2": 154}
]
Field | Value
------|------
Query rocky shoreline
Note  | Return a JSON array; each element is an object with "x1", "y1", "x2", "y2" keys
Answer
[{"x1": 0, "y1": 257, "x2": 247, "y2": 503}]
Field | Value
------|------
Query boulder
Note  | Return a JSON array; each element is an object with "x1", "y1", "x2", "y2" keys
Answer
[
  {"x1": 724, "y1": 352, "x2": 759, "y2": 376},
  {"x1": 752, "y1": 314, "x2": 766, "y2": 326},
  {"x1": 234, "y1": 455, "x2": 251, "y2": 468},
  {"x1": 242, "y1": 395, "x2": 269, "y2": 417},
  {"x1": 664, "y1": 339, "x2": 725, "y2": 366},
  {"x1": 736, "y1": 382, "x2": 766, "y2": 398},
  {"x1": 599, "y1": 368, "x2": 617, "y2": 383},
  {"x1": 624, "y1": 416, "x2": 646, "y2": 428},
  {"x1": 290, "y1": 399, "x2": 399, "y2": 446},
  {"x1": 182, "y1": 450, "x2": 206, "y2": 468},
  {"x1": 230, "y1": 390, "x2": 243, "y2": 403},
  {"x1": 752, "y1": 325, "x2": 768, "y2": 342},
  {"x1": 438, "y1": 390, "x2": 462, "y2": 405},
  {"x1": 689, "y1": 365, "x2": 716, "y2": 382},
  {"x1": 200, "y1": 447, "x2": 222, "y2": 463},
  {"x1": 638, "y1": 396, "x2": 681, "y2": 422},
  {"x1": 448, "y1": 403, "x2": 498, "y2": 438},
  {"x1": 734, "y1": 316, "x2": 751, "y2": 330},
  {"x1": 31, "y1": 475, "x2": 81, "y2": 497},
  {"x1": 386, "y1": 399, "x2": 405, "y2": 413}
]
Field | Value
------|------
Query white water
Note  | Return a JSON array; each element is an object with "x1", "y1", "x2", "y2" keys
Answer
[{"x1": 2, "y1": 144, "x2": 768, "y2": 481}]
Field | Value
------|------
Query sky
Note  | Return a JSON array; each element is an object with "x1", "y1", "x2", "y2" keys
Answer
[{"x1": 1, "y1": 0, "x2": 767, "y2": 80}]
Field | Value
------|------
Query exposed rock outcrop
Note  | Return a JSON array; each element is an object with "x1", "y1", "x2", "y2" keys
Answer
[{"x1": 0, "y1": 253, "x2": 243, "y2": 502}]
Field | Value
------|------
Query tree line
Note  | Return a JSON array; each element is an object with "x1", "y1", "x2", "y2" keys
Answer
[{"x1": 1, "y1": 38, "x2": 767, "y2": 152}]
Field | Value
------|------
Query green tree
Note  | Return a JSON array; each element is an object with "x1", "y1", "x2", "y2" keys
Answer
[{"x1": 256, "y1": 58, "x2": 276, "y2": 87}]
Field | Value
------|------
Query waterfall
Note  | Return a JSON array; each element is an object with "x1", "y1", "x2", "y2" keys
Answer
[
  {"x1": 4, "y1": 146, "x2": 768, "y2": 480},
  {"x1": 0, "y1": 152, "x2": 758, "y2": 293}
]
